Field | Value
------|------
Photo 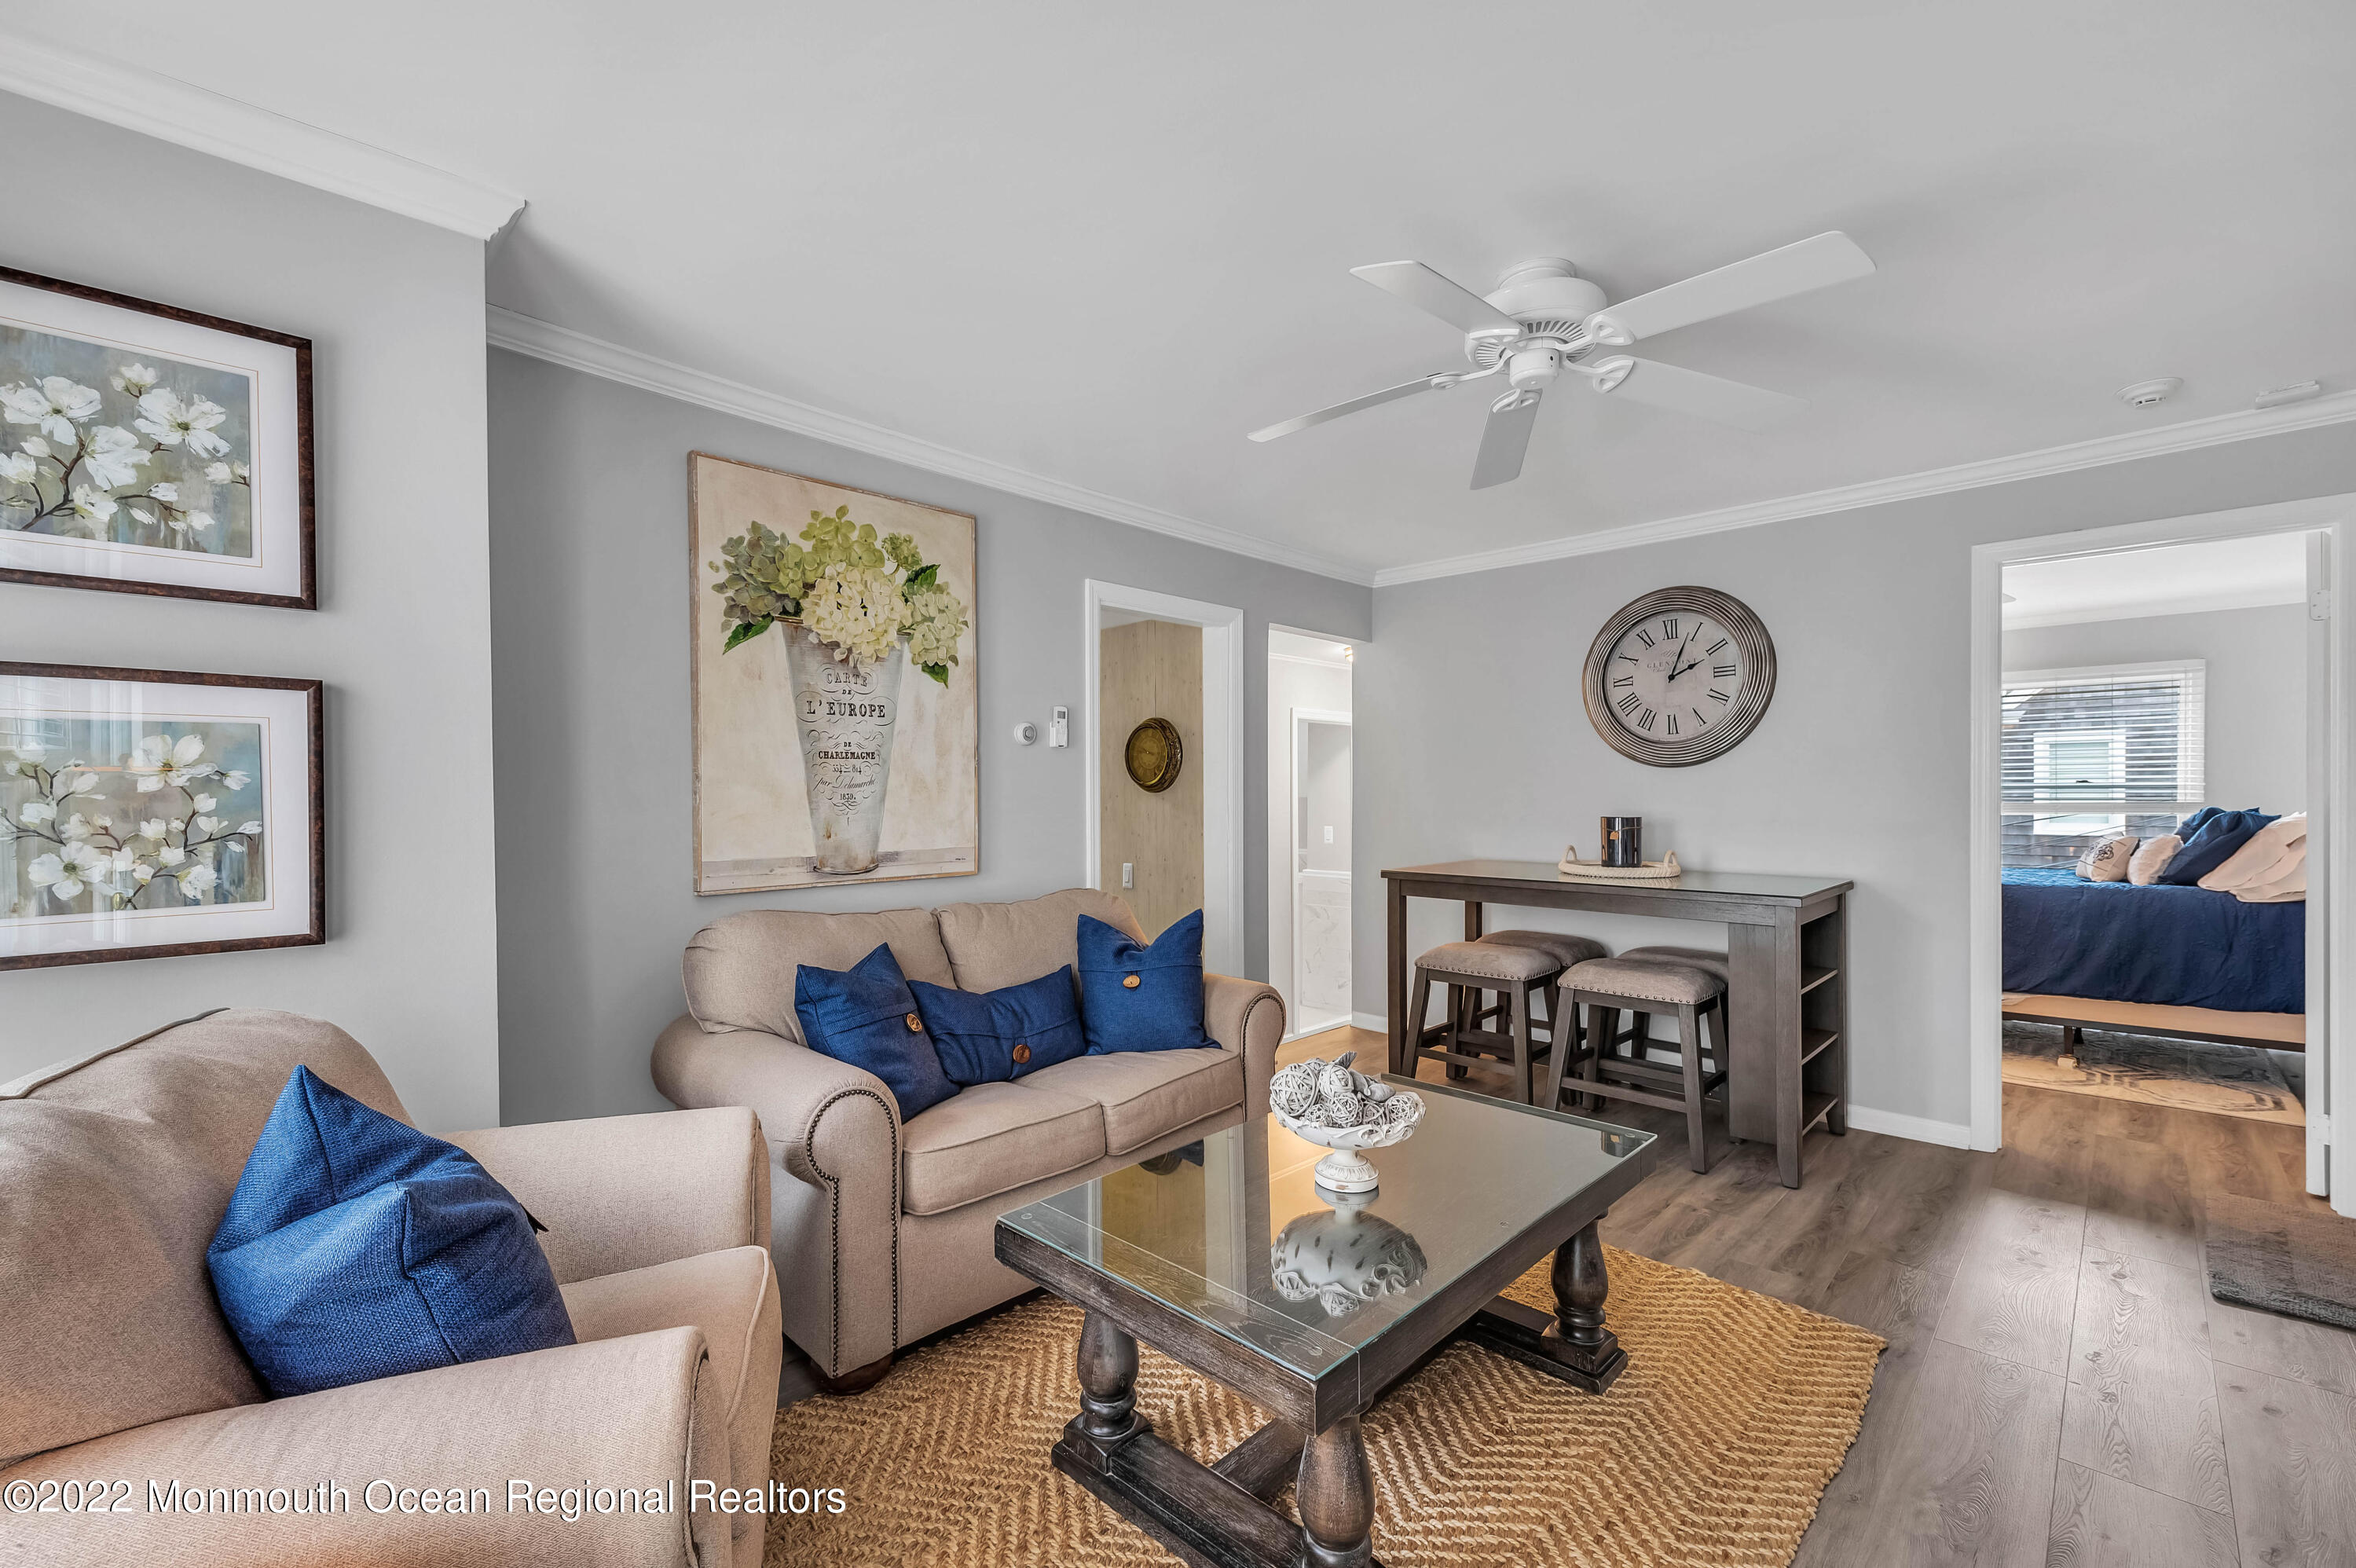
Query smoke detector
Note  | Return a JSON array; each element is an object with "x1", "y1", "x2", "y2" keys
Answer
[{"x1": 2118, "y1": 377, "x2": 2182, "y2": 408}]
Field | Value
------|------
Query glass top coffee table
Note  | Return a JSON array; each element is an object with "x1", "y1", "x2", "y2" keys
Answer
[{"x1": 995, "y1": 1076, "x2": 1658, "y2": 1568}]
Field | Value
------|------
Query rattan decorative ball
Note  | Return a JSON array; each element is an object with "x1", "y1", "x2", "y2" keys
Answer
[{"x1": 1267, "y1": 1062, "x2": 1322, "y2": 1119}]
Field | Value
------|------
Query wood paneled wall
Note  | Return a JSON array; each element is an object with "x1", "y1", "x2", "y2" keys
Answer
[{"x1": 1100, "y1": 619, "x2": 1204, "y2": 939}]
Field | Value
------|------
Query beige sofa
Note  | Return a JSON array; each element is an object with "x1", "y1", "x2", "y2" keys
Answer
[
  {"x1": 0, "y1": 1009, "x2": 779, "y2": 1568},
  {"x1": 652, "y1": 888, "x2": 1284, "y2": 1390}
]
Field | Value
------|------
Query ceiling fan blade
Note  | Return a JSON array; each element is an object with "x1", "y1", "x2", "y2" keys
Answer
[
  {"x1": 1350, "y1": 261, "x2": 1525, "y2": 336},
  {"x1": 1248, "y1": 374, "x2": 1454, "y2": 441},
  {"x1": 1470, "y1": 391, "x2": 1541, "y2": 489},
  {"x1": 1585, "y1": 231, "x2": 1873, "y2": 344},
  {"x1": 1600, "y1": 357, "x2": 1805, "y2": 432}
]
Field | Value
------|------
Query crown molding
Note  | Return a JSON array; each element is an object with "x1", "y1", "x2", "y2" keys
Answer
[
  {"x1": 0, "y1": 33, "x2": 526, "y2": 240},
  {"x1": 488, "y1": 307, "x2": 1375, "y2": 585},
  {"x1": 1372, "y1": 390, "x2": 2356, "y2": 588}
]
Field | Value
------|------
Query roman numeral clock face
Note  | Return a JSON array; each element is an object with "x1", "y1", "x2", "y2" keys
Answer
[{"x1": 1583, "y1": 589, "x2": 1776, "y2": 766}]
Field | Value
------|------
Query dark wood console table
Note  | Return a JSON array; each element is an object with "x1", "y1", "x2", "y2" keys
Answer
[{"x1": 1383, "y1": 859, "x2": 1853, "y2": 1188}]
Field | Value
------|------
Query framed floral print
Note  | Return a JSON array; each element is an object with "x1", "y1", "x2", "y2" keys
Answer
[
  {"x1": 0, "y1": 664, "x2": 323, "y2": 969},
  {"x1": 0, "y1": 267, "x2": 314, "y2": 607}
]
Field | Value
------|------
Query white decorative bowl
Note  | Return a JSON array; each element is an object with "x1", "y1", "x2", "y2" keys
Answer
[{"x1": 1273, "y1": 1101, "x2": 1423, "y2": 1193}]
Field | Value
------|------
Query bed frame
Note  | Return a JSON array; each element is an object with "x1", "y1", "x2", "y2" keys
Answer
[{"x1": 2002, "y1": 991, "x2": 2306, "y2": 1053}]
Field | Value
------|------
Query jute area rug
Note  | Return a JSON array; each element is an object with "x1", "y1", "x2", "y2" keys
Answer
[{"x1": 766, "y1": 1246, "x2": 1884, "y2": 1567}]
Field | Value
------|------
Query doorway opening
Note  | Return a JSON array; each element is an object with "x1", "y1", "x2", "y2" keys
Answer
[
  {"x1": 1969, "y1": 495, "x2": 2351, "y2": 1214},
  {"x1": 1083, "y1": 582, "x2": 1244, "y2": 974},
  {"x1": 1267, "y1": 628, "x2": 1354, "y2": 1039}
]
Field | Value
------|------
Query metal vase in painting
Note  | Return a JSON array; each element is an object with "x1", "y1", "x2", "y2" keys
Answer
[{"x1": 786, "y1": 634, "x2": 905, "y2": 874}]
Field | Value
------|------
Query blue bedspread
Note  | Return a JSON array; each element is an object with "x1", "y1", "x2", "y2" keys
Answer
[{"x1": 2002, "y1": 866, "x2": 2304, "y2": 1013}]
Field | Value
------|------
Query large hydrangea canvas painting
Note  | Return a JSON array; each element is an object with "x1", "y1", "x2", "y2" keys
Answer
[
  {"x1": 0, "y1": 269, "x2": 312, "y2": 606},
  {"x1": 0, "y1": 665, "x2": 322, "y2": 969},
  {"x1": 689, "y1": 453, "x2": 979, "y2": 892}
]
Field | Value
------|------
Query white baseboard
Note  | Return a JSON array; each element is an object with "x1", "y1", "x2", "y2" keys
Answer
[
  {"x1": 1843, "y1": 1105, "x2": 1973, "y2": 1149},
  {"x1": 1350, "y1": 1012, "x2": 1387, "y2": 1034}
]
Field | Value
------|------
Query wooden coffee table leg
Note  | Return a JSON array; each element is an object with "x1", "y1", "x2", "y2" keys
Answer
[
  {"x1": 1459, "y1": 1217, "x2": 1630, "y2": 1394},
  {"x1": 1075, "y1": 1308, "x2": 1141, "y2": 1445},
  {"x1": 1297, "y1": 1415, "x2": 1375, "y2": 1568},
  {"x1": 1544, "y1": 1221, "x2": 1625, "y2": 1383}
]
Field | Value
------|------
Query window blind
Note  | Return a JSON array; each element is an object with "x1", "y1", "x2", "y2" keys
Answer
[{"x1": 2000, "y1": 660, "x2": 2204, "y2": 867}]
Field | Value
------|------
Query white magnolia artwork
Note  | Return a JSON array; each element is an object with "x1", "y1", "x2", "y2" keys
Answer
[
  {"x1": 0, "y1": 665, "x2": 322, "y2": 969},
  {"x1": 688, "y1": 453, "x2": 979, "y2": 892},
  {"x1": 0, "y1": 267, "x2": 313, "y2": 606}
]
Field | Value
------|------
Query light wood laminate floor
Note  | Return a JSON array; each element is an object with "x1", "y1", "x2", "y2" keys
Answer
[{"x1": 1284, "y1": 1024, "x2": 2356, "y2": 1568}]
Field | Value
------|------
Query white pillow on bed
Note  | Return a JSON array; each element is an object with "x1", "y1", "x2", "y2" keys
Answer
[
  {"x1": 2199, "y1": 812, "x2": 2307, "y2": 892},
  {"x1": 2127, "y1": 835, "x2": 2180, "y2": 885},
  {"x1": 2076, "y1": 833, "x2": 2139, "y2": 881},
  {"x1": 2233, "y1": 835, "x2": 2308, "y2": 903}
]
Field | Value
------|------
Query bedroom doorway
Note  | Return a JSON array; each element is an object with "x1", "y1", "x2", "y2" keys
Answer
[{"x1": 1969, "y1": 495, "x2": 2353, "y2": 1214}]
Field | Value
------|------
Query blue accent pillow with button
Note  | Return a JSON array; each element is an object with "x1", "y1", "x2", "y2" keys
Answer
[
  {"x1": 910, "y1": 966, "x2": 1087, "y2": 1085},
  {"x1": 793, "y1": 941, "x2": 959, "y2": 1119},
  {"x1": 2159, "y1": 808, "x2": 2277, "y2": 886},
  {"x1": 1077, "y1": 908, "x2": 1215, "y2": 1055},
  {"x1": 207, "y1": 1066, "x2": 576, "y2": 1398}
]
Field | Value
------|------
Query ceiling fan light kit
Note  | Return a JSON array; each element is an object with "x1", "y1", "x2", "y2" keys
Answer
[{"x1": 1250, "y1": 231, "x2": 1876, "y2": 489}]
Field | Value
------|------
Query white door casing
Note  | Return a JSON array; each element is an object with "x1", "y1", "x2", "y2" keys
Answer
[{"x1": 1968, "y1": 493, "x2": 2350, "y2": 1209}]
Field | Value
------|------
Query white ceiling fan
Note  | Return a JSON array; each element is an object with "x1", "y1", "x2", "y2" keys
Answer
[{"x1": 1248, "y1": 231, "x2": 1875, "y2": 489}]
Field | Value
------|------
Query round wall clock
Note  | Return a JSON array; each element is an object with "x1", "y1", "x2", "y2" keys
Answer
[
  {"x1": 1582, "y1": 585, "x2": 1776, "y2": 767},
  {"x1": 1124, "y1": 716, "x2": 1184, "y2": 792}
]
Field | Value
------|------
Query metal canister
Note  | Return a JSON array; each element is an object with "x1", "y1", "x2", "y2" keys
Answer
[{"x1": 1600, "y1": 816, "x2": 1643, "y2": 868}]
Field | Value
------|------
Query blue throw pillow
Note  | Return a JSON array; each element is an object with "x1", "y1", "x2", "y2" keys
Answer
[
  {"x1": 910, "y1": 967, "x2": 1087, "y2": 1084},
  {"x1": 2159, "y1": 808, "x2": 2277, "y2": 886},
  {"x1": 2175, "y1": 805, "x2": 2226, "y2": 839},
  {"x1": 793, "y1": 942, "x2": 959, "y2": 1119},
  {"x1": 207, "y1": 1067, "x2": 575, "y2": 1398},
  {"x1": 1076, "y1": 909, "x2": 1215, "y2": 1055}
]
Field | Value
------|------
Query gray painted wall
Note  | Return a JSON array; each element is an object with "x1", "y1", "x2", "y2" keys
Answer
[
  {"x1": 1357, "y1": 422, "x2": 2356, "y2": 1136},
  {"x1": 0, "y1": 95, "x2": 500, "y2": 1131},
  {"x1": 2003, "y1": 602, "x2": 2307, "y2": 817},
  {"x1": 487, "y1": 350, "x2": 1370, "y2": 1126}
]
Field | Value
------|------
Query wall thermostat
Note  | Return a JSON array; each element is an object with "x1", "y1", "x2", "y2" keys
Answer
[
  {"x1": 1013, "y1": 721, "x2": 1038, "y2": 746},
  {"x1": 1050, "y1": 705, "x2": 1069, "y2": 748}
]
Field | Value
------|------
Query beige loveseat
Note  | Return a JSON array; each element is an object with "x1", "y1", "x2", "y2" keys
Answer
[
  {"x1": 652, "y1": 888, "x2": 1284, "y2": 1390},
  {"x1": 1, "y1": 1009, "x2": 779, "y2": 1568}
]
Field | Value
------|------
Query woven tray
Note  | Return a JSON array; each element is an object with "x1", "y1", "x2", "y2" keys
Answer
[{"x1": 1556, "y1": 848, "x2": 1683, "y2": 881}]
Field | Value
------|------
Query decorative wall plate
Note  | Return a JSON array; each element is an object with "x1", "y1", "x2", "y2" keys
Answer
[
  {"x1": 1124, "y1": 716, "x2": 1183, "y2": 793},
  {"x1": 1583, "y1": 585, "x2": 1776, "y2": 766}
]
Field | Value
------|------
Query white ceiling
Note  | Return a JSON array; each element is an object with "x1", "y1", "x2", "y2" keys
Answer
[
  {"x1": 2003, "y1": 533, "x2": 2310, "y2": 628},
  {"x1": 19, "y1": 2, "x2": 2354, "y2": 582}
]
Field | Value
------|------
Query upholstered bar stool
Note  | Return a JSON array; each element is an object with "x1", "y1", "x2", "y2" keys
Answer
[
  {"x1": 1545, "y1": 957, "x2": 1728, "y2": 1172},
  {"x1": 1471, "y1": 929, "x2": 1606, "y2": 1063},
  {"x1": 1402, "y1": 940, "x2": 1562, "y2": 1105},
  {"x1": 1613, "y1": 945, "x2": 1731, "y2": 1064}
]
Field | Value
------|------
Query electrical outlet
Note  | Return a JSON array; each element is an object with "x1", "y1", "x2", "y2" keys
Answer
[{"x1": 1120, "y1": 863, "x2": 1134, "y2": 889}]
